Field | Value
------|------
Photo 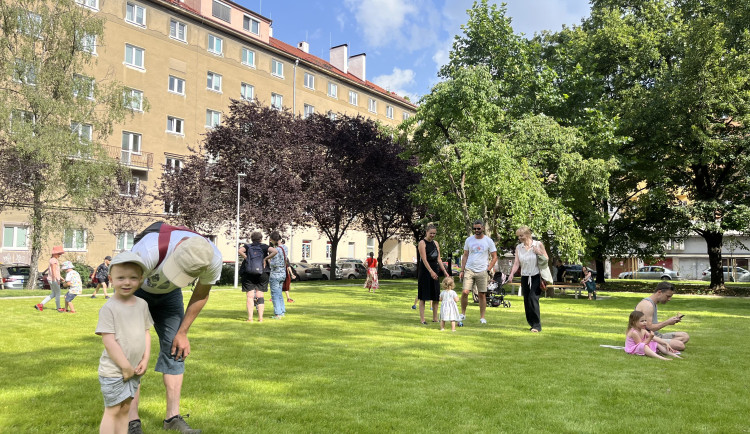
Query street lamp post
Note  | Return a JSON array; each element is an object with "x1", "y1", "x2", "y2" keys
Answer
[{"x1": 234, "y1": 173, "x2": 246, "y2": 288}]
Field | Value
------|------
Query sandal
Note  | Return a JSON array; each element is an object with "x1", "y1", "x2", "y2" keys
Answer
[{"x1": 531, "y1": 328, "x2": 540, "y2": 333}]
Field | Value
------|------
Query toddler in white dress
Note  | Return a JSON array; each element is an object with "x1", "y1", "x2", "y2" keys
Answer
[{"x1": 440, "y1": 277, "x2": 460, "y2": 331}]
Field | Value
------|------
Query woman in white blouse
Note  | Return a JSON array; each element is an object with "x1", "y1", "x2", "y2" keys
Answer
[{"x1": 507, "y1": 226, "x2": 548, "y2": 332}]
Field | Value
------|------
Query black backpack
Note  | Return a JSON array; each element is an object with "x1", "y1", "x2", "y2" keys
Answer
[{"x1": 243, "y1": 243, "x2": 265, "y2": 275}]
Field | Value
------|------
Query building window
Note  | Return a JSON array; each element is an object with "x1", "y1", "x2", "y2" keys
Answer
[
  {"x1": 208, "y1": 34, "x2": 223, "y2": 55},
  {"x1": 71, "y1": 122, "x2": 92, "y2": 143},
  {"x1": 124, "y1": 44, "x2": 144, "y2": 69},
  {"x1": 326, "y1": 241, "x2": 331, "y2": 259},
  {"x1": 367, "y1": 238, "x2": 375, "y2": 255},
  {"x1": 328, "y1": 82, "x2": 338, "y2": 98},
  {"x1": 3, "y1": 225, "x2": 28, "y2": 249},
  {"x1": 125, "y1": 2, "x2": 146, "y2": 27},
  {"x1": 81, "y1": 34, "x2": 97, "y2": 54},
  {"x1": 73, "y1": 74, "x2": 95, "y2": 99},
  {"x1": 166, "y1": 116, "x2": 184, "y2": 135},
  {"x1": 240, "y1": 83, "x2": 254, "y2": 101},
  {"x1": 10, "y1": 110, "x2": 35, "y2": 133},
  {"x1": 13, "y1": 59, "x2": 37, "y2": 85},
  {"x1": 386, "y1": 106, "x2": 394, "y2": 119},
  {"x1": 168, "y1": 75, "x2": 185, "y2": 95},
  {"x1": 271, "y1": 59, "x2": 284, "y2": 78},
  {"x1": 206, "y1": 109, "x2": 221, "y2": 128},
  {"x1": 63, "y1": 228, "x2": 87, "y2": 251},
  {"x1": 206, "y1": 72, "x2": 222, "y2": 92},
  {"x1": 116, "y1": 232, "x2": 135, "y2": 251},
  {"x1": 403, "y1": 112, "x2": 410, "y2": 121},
  {"x1": 302, "y1": 240, "x2": 311, "y2": 260},
  {"x1": 123, "y1": 88, "x2": 143, "y2": 112},
  {"x1": 241, "y1": 47, "x2": 255, "y2": 67},
  {"x1": 271, "y1": 93, "x2": 283, "y2": 110},
  {"x1": 75, "y1": 0, "x2": 98, "y2": 10},
  {"x1": 243, "y1": 15, "x2": 260, "y2": 34},
  {"x1": 368, "y1": 98, "x2": 377, "y2": 113},
  {"x1": 170, "y1": 19, "x2": 186, "y2": 42},
  {"x1": 327, "y1": 111, "x2": 337, "y2": 121},
  {"x1": 304, "y1": 73, "x2": 315, "y2": 90},
  {"x1": 304, "y1": 104, "x2": 314, "y2": 119},
  {"x1": 20, "y1": 11, "x2": 42, "y2": 38},
  {"x1": 120, "y1": 175, "x2": 140, "y2": 197},
  {"x1": 212, "y1": 0, "x2": 231, "y2": 23},
  {"x1": 121, "y1": 131, "x2": 141, "y2": 168},
  {"x1": 165, "y1": 157, "x2": 183, "y2": 172},
  {"x1": 349, "y1": 90, "x2": 358, "y2": 106}
]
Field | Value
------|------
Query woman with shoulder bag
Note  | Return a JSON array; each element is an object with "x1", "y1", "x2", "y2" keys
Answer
[
  {"x1": 507, "y1": 226, "x2": 548, "y2": 332},
  {"x1": 582, "y1": 266, "x2": 596, "y2": 300}
]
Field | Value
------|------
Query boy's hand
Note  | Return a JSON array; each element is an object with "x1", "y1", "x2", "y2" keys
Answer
[
  {"x1": 122, "y1": 365, "x2": 135, "y2": 381},
  {"x1": 134, "y1": 359, "x2": 148, "y2": 376}
]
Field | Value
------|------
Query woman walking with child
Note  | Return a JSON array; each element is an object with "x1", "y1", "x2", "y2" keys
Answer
[{"x1": 416, "y1": 224, "x2": 450, "y2": 325}]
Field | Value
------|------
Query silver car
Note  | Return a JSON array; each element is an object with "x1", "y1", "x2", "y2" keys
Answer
[
  {"x1": 700, "y1": 266, "x2": 750, "y2": 282},
  {"x1": 1, "y1": 264, "x2": 32, "y2": 289},
  {"x1": 618, "y1": 266, "x2": 681, "y2": 280}
]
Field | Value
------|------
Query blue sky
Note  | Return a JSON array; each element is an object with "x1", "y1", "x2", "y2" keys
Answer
[{"x1": 236, "y1": 0, "x2": 592, "y2": 101}]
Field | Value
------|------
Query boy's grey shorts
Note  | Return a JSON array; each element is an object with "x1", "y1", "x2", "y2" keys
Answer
[
  {"x1": 99, "y1": 375, "x2": 140, "y2": 407},
  {"x1": 64, "y1": 292, "x2": 78, "y2": 303}
]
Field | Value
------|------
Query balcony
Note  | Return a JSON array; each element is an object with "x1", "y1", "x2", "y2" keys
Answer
[{"x1": 107, "y1": 146, "x2": 153, "y2": 171}]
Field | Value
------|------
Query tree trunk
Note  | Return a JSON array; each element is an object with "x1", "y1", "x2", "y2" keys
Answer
[
  {"x1": 329, "y1": 242, "x2": 339, "y2": 281},
  {"x1": 704, "y1": 230, "x2": 725, "y2": 291},
  {"x1": 595, "y1": 257, "x2": 606, "y2": 284},
  {"x1": 27, "y1": 192, "x2": 44, "y2": 290},
  {"x1": 377, "y1": 239, "x2": 386, "y2": 276}
]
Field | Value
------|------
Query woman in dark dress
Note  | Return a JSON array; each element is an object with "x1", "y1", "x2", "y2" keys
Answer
[{"x1": 417, "y1": 224, "x2": 450, "y2": 324}]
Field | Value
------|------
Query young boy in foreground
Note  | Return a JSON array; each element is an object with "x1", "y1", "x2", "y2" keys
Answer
[{"x1": 96, "y1": 252, "x2": 153, "y2": 434}]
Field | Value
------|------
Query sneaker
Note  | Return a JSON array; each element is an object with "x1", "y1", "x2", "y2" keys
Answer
[
  {"x1": 480, "y1": 318, "x2": 487, "y2": 324},
  {"x1": 411, "y1": 304, "x2": 416, "y2": 309},
  {"x1": 34, "y1": 304, "x2": 43, "y2": 311},
  {"x1": 458, "y1": 314, "x2": 466, "y2": 321},
  {"x1": 163, "y1": 414, "x2": 201, "y2": 433},
  {"x1": 458, "y1": 321, "x2": 464, "y2": 327},
  {"x1": 57, "y1": 308, "x2": 66, "y2": 313},
  {"x1": 105, "y1": 296, "x2": 110, "y2": 299},
  {"x1": 90, "y1": 295, "x2": 96, "y2": 298},
  {"x1": 128, "y1": 419, "x2": 143, "y2": 434}
]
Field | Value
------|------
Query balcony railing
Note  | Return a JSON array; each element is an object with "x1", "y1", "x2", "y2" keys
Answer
[{"x1": 107, "y1": 146, "x2": 153, "y2": 170}]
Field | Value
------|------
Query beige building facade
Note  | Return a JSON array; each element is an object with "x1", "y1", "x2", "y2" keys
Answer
[{"x1": 1, "y1": 0, "x2": 417, "y2": 271}]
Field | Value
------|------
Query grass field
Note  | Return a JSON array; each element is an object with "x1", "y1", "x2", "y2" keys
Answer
[{"x1": 1, "y1": 279, "x2": 748, "y2": 433}]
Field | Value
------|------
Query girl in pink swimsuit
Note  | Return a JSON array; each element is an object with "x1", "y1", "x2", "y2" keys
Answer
[{"x1": 625, "y1": 310, "x2": 681, "y2": 360}]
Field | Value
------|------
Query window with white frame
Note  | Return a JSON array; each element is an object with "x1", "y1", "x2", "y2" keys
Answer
[
  {"x1": 63, "y1": 228, "x2": 87, "y2": 251},
  {"x1": 386, "y1": 106, "x2": 394, "y2": 119},
  {"x1": 368, "y1": 98, "x2": 377, "y2": 113},
  {"x1": 168, "y1": 75, "x2": 185, "y2": 95},
  {"x1": 325, "y1": 241, "x2": 331, "y2": 259},
  {"x1": 116, "y1": 232, "x2": 135, "y2": 251},
  {"x1": 348, "y1": 90, "x2": 358, "y2": 106},
  {"x1": 206, "y1": 71, "x2": 222, "y2": 92},
  {"x1": 328, "y1": 82, "x2": 338, "y2": 98},
  {"x1": 170, "y1": 19, "x2": 186, "y2": 42},
  {"x1": 304, "y1": 104, "x2": 314, "y2": 119},
  {"x1": 13, "y1": 59, "x2": 36, "y2": 85},
  {"x1": 125, "y1": 2, "x2": 146, "y2": 27},
  {"x1": 120, "y1": 174, "x2": 140, "y2": 197},
  {"x1": 73, "y1": 74, "x2": 95, "y2": 99},
  {"x1": 208, "y1": 34, "x2": 223, "y2": 55},
  {"x1": 402, "y1": 112, "x2": 410, "y2": 121},
  {"x1": 81, "y1": 33, "x2": 97, "y2": 54},
  {"x1": 271, "y1": 93, "x2": 283, "y2": 110},
  {"x1": 304, "y1": 73, "x2": 315, "y2": 89},
  {"x1": 212, "y1": 0, "x2": 231, "y2": 23},
  {"x1": 241, "y1": 47, "x2": 255, "y2": 67},
  {"x1": 271, "y1": 59, "x2": 283, "y2": 78},
  {"x1": 243, "y1": 15, "x2": 260, "y2": 34},
  {"x1": 75, "y1": 0, "x2": 98, "y2": 10},
  {"x1": 240, "y1": 83, "x2": 254, "y2": 101},
  {"x1": 166, "y1": 116, "x2": 184, "y2": 135},
  {"x1": 10, "y1": 110, "x2": 35, "y2": 132},
  {"x1": 327, "y1": 110, "x2": 337, "y2": 120},
  {"x1": 367, "y1": 238, "x2": 374, "y2": 255},
  {"x1": 123, "y1": 88, "x2": 143, "y2": 111},
  {"x1": 165, "y1": 156, "x2": 183, "y2": 172},
  {"x1": 121, "y1": 131, "x2": 141, "y2": 165},
  {"x1": 20, "y1": 11, "x2": 42, "y2": 38},
  {"x1": 71, "y1": 122, "x2": 92, "y2": 143},
  {"x1": 302, "y1": 240, "x2": 311, "y2": 260},
  {"x1": 206, "y1": 109, "x2": 221, "y2": 128},
  {"x1": 124, "y1": 44, "x2": 144, "y2": 68},
  {"x1": 3, "y1": 225, "x2": 28, "y2": 249}
]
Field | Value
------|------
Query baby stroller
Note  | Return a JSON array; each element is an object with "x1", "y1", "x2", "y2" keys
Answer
[{"x1": 472, "y1": 271, "x2": 511, "y2": 308}]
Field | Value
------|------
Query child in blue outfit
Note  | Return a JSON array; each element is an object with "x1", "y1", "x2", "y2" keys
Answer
[{"x1": 61, "y1": 261, "x2": 82, "y2": 313}]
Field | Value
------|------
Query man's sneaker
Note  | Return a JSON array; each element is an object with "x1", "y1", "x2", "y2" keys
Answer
[
  {"x1": 34, "y1": 304, "x2": 43, "y2": 311},
  {"x1": 480, "y1": 318, "x2": 487, "y2": 324},
  {"x1": 128, "y1": 419, "x2": 143, "y2": 434},
  {"x1": 105, "y1": 296, "x2": 110, "y2": 299},
  {"x1": 411, "y1": 304, "x2": 416, "y2": 309},
  {"x1": 458, "y1": 321, "x2": 464, "y2": 327},
  {"x1": 163, "y1": 414, "x2": 201, "y2": 433},
  {"x1": 91, "y1": 295, "x2": 96, "y2": 298},
  {"x1": 458, "y1": 314, "x2": 465, "y2": 321}
]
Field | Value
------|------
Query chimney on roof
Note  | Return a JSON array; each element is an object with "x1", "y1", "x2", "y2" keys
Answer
[
  {"x1": 269, "y1": 26, "x2": 273, "y2": 37},
  {"x1": 297, "y1": 41, "x2": 309, "y2": 53},
  {"x1": 330, "y1": 44, "x2": 348, "y2": 74},
  {"x1": 348, "y1": 53, "x2": 366, "y2": 82}
]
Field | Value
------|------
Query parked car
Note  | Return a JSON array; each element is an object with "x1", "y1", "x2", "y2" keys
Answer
[
  {"x1": 337, "y1": 262, "x2": 367, "y2": 279},
  {"x1": 382, "y1": 264, "x2": 408, "y2": 279},
  {"x1": 338, "y1": 258, "x2": 363, "y2": 264},
  {"x1": 561, "y1": 265, "x2": 597, "y2": 283},
  {"x1": 395, "y1": 262, "x2": 417, "y2": 278},
  {"x1": 618, "y1": 266, "x2": 681, "y2": 280},
  {"x1": 290, "y1": 262, "x2": 324, "y2": 281},
  {"x1": 700, "y1": 266, "x2": 750, "y2": 282},
  {"x1": 1, "y1": 264, "x2": 32, "y2": 289},
  {"x1": 311, "y1": 263, "x2": 342, "y2": 280}
]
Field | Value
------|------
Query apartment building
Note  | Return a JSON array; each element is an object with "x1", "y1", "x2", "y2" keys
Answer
[{"x1": 1, "y1": 0, "x2": 418, "y2": 270}]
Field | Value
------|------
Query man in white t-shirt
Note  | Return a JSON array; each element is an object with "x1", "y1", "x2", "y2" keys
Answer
[
  {"x1": 459, "y1": 220, "x2": 498, "y2": 324},
  {"x1": 127, "y1": 224, "x2": 223, "y2": 434}
]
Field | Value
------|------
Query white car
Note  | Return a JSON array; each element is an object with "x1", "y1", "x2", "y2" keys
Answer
[
  {"x1": 618, "y1": 266, "x2": 681, "y2": 280},
  {"x1": 700, "y1": 266, "x2": 750, "y2": 282}
]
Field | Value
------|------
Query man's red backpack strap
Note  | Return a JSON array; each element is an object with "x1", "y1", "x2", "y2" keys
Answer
[{"x1": 134, "y1": 222, "x2": 200, "y2": 269}]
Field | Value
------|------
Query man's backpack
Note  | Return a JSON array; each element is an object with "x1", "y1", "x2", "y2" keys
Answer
[{"x1": 243, "y1": 243, "x2": 265, "y2": 275}]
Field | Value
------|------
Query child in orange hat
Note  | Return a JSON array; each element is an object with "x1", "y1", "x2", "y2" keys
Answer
[{"x1": 35, "y1": 245, "x2": 65, "y2": 312}]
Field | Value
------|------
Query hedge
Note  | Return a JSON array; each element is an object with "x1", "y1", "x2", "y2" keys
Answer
[{"x1": 596, "y1": 279, "x2": 750, "y2": 297}]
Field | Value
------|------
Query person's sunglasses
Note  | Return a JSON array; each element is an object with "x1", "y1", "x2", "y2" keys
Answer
[{"x1": 473, "y1": 227, "x2": 482, "y2": 231}]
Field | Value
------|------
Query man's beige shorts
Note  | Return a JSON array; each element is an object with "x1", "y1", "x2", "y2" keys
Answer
[{"x1": 463, "y1": 268, "x2": 489, "y2": 293}]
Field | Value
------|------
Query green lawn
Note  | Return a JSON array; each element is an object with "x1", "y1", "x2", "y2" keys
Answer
[{"x1": 1, "y1": 280, "x2": 747, "y2": 433}]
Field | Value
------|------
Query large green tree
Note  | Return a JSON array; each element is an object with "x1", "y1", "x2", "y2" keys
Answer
[{"x1": 0, "y1": 0, "x2": 135, "y2": 287}]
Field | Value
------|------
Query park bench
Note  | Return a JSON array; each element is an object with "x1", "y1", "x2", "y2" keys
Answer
[{"x1": 507, "y1": 282, "x2": 589, "y2": 298}]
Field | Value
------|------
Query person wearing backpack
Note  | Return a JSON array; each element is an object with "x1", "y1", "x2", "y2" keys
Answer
[
  {"x1": 238, "y1": 231, "x2": 270, "y2": 322},
  {"x1": 266, "y1": 231, "x2": 290, "y2": 319}
]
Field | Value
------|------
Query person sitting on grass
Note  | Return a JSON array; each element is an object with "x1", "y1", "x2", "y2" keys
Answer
[
  {"x1": 439, "y1": 277, "x2": 460, "y2": 332},
  {"x1": 96, "y1": 252, "x2": 153, "y2": 434},
  {"x1": 634, "y1": 281, "x2": 690, "y2": 351},
  {"x1": 625, "y1": 310, "x2": 681, "y2": 360},
  {"x1": 61, "y1": 261, "x2": 82, "y2": 313}
]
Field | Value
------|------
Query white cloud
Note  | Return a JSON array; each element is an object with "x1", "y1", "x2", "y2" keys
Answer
[
  {"x1": 336, "y1": 13, "x2": 346, "y2": 31},
  {"x1": 372, "y1": 67, "x2": 419, "y2": 101},
  {"x1": 343, "y1": 0, "x2": 440, "y2": 52}
]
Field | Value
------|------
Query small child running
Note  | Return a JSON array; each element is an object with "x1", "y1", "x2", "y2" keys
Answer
[
  {"x1": 625, "y1": 310, "x2": 681, "y2": 360},
  {"x1": 96, "y1": 252, "x2": 153, "y2": 434},
  {"x1": 61, "y1": 261, "x2": 82, "y2": 313},
  {"x1": 439, "y1": 277, "x2": 460, "y2": 331}
]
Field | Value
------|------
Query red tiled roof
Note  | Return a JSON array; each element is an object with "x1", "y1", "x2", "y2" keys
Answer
[{"x1": 269, "y1": 38, "x2": 416, "y2": 108}]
